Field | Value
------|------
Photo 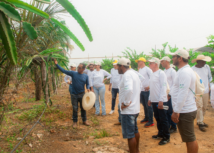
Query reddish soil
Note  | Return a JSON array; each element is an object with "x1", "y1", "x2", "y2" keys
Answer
[{"x1": 1, "y1": 83, "x2": 214, "y2": 153}]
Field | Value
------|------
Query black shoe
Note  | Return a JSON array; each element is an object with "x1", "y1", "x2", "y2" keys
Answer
[
  {"x1": 158, "y1": 138, "x2": 170, "y2": 145},
  {"x1": 152, "y1": 135, "x2": 163, "y2": 139},
  {"x1": 169, "y1": 127, "x2": 177, "y2": 134},
  {"x1": 140, "y1": 118, "x2": 148, "y2": 124},
  {"x1": 203, "y1": 123, "x2": 208, "y2": 128},
  {"x1": 198, "y1": 124, "x2": 206, "y2": 132}
]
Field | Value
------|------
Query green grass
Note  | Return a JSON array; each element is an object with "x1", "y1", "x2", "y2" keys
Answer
[
  {"x1": 90, "y1": 116, "x2": 99, "y2": 126},
  {"x1": 90, "y1": 129, "x2": 111, "y2": 139}
]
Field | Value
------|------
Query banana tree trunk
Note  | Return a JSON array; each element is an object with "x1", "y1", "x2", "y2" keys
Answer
[
  {"x1": 41, "y1": 61, "x2": 49, "y2": 105},
  {"x1": 34, "y1": 66, "x2": 41, "y2": 101}
]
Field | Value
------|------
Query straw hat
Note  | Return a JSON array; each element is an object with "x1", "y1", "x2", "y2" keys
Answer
[
  {"x1": 135, "y1": 57, "x2": 146, "y2": 63},
  {"x1": 191, "y1": 55, "x2": 211, "y2": 63},
  {"x1": 82, "y1": 91, "x2": 96, "y2": 111}
]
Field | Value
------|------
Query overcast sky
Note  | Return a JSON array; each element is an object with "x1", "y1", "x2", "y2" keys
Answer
[{"x1": 62, "y1": 0, "x2": 214, "y2": 65}]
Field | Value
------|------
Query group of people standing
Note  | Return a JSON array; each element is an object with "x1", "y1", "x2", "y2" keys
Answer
[{"x1": 54, "y1": 48, "x2": 213, "y2": 153}]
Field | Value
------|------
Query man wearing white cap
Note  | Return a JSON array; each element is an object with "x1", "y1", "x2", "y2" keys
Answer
[
  {"x1": 135, "y1": 57, "x2": 154, "y2": 128},
  {"x1": 64, "y1": 63, "x2": 76, "y2": 94},
  {"x1": 109, "y1": 60, "x2": 121, "y2": 115},
  {"x1": 117, "y1": 57, "x2": 141, "y2": 153},
  {"x1": 191, "y1": 55, "x2": 212, "y2": 132},
  {"x1": 148, "y1": 57, "x2": 170, "y2": 145},
  {"x1": 84, "y1": 62, "x2": 95, "y2": 90},
  {"x1": 170, "y1": 49, "x2": 198, "y2": 153},
  {"x1": 160, "y1": 56, "x2": 177, "y2": 134}
]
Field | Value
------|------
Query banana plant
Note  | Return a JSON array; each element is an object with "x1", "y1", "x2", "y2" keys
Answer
[{"x1": 0, "y1": 0, "x2": 93, "y2": 65}]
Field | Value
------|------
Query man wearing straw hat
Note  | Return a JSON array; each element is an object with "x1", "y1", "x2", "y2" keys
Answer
[
  {"x1": 54, "y1": 59, "x2": 91, "y2": 128},
  {"x1": 148, "y1": 57, "x2": 170, "y2": 145},
  {"x1": 160, "y1": 56, "x2": 177, "y2": 134},
  {"x1": 170, "y1": 49, "x2": 198, "y2": 153},
  {"x1": 109, "y1": 60, "x2": 121, "y2": 115},
  {"x1": 192, "y1": 54, "x2": 212, "y2": 132},
  {"x1": 135, "y1": 57, "x2": 154, "y2": 128},
  {"x1": 117, "y1": 57, "x2": 141, "y2": 153}
]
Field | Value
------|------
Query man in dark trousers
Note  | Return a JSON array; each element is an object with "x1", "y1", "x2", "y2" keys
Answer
[{"x1": 54, "y1": 59, "x2": 91, "y2": 128}]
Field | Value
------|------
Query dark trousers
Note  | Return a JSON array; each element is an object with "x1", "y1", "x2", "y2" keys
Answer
[
  {"x1": 166, "y1": 98, "x2": 177, "y2": 129},
  {"x1": 71, "y1": 93, "x2": 86, "y2": 122},
  {"x1": 111, "y1": 88, "x2": 119, "y2": 110},
  {"x1": 140, "y1": 91, "x2": 153, "y2": 123},
  {"x1": 152, "y1": 103, "x2": 170, "y2": 139}
]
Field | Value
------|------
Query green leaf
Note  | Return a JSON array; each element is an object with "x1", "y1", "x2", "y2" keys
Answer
[
  {"x1": 0, "y1": 11, "x2": 17, "y2": 65},
  {"x1": 23, "y1": 22, "x2": 38, "y2": 40},
  {"x1": 39, "y1": 48, "x2": 62, "y2": 55},
  {"x1": 35, "y1": 0, "x2": 51, "y2": 4},
  {"x1": 56, "y1": 0, "x2": 93, "y2": 42},
  {"x1": 7, "y1": 0, "x2": 49, "y2": 19},
  {"x1": 51, "y1": 18, "x2": 85, "y2": 51},
  {"x1": 0, "y1": 2, "x2": 21, "y2": 21}
]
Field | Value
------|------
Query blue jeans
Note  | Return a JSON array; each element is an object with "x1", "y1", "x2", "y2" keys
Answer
[
  {"x1": 140, "y1": 91, "x2": 153, "y2": 123},
  {"x1": 71, "y1": 93, "x2": 86, "y2": 122},
  {"x1": 152, "y1": 103, "x2": 170, "y2": 139},
  {"x1": 94, "y1": 85, "x2": 106, "y2": 115},
  {"x1": 111, "y1": 88, "x2": 119, "y2": 110},
  {"x1": 121, "y1": 114, "x2": 139, "y2": 139},
  {"x1": 118, "y1": 103, "x2": 121, "y2": 123},
  {"x1": 167, "y1": 98, "x2": 177, "y2": 129}
]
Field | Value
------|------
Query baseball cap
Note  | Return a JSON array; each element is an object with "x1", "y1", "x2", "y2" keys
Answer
[
  {"x1": 112, "y1": 60, "x2": 118, "y2": 65},
  {"x1": 148, "y1": 57, "x2": 160, "y2": 65},
  {"x1": 94, "y1": 61, "x2": 101, "y2": 66},
  {"x1": 170, "y1": 49, "x2": 189, "y2": 59},
  {"x1": 70, "y1": 63, "x2": 76, "y2": 67},
  {"x1": 160, "y1": 56, "x2": 171, "y2": 62},
  {"x1": 135, "y1": 57, "x2": 146, "y2": 63},
  {"x1": 117, "y1": 57, "x2": 131, "y2": 66}
]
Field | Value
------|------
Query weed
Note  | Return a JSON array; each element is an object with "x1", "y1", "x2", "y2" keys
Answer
[
  {"x1": 95, "y1": 140, "x2": 101, "y2": 146},
  {"x1": 90, "y1": 129, "x2": 111, "y2": 139},
  {"x1": 90, "y1": 116, "x2": 99, "y2": 126}
]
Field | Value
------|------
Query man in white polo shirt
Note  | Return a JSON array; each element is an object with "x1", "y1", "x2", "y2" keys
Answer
[
  {"x1": 109, "y1": 60, "x2": 121, "y2": 115},
  {"x1": 84, "y1": 62, "x2": 95, "y2": 89},
  {"x1": 135, "y1": 57, "x2": 154, "y2": 128},
  {"x1": 171, "y1": 49, "x2": 198, "y2": 153},
  {"x1": 148, "y1": 57, "x2": 170, "y2": 145},
  {"x1": 191, "y1": 55, "x2": 212, "y2": 132},
  {"x1": 160, "y1": 56, "x2": 177, "y2": 134},
  {"x1": 117, "y1": 57, "x2": 141, "y2": 153}
]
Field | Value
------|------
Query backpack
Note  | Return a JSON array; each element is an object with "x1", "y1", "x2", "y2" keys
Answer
[{"x1": 189, "y1": 71, "x2": 205, "y2": 101}]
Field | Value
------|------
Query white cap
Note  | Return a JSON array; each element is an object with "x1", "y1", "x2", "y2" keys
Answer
[
  {"x1": 70, "y1": 63, "x2": 76, "y2": 67},
  {"x1": 94, "y1": 61, "x2": 101, "y2": 66},
  {"x1": 160, "y1": 56, "x2": 171, "y2": 62},
  {"x1": 117, "y1": 57, "x2": 131, "y2": 66},
  {"x1": 148, "y1": 57, "x2": 160, "y2": 65},
  {"x1": 170, "y1": 49, "x2": 189, "y2": 59}
]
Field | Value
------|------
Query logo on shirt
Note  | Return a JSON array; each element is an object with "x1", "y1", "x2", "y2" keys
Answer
[
  {"x1": 200, "y1": 79, "x2": 203, "y2": 84},
  {"x1": 179, "y1": 84, "x2": 184, "y2": 88}
]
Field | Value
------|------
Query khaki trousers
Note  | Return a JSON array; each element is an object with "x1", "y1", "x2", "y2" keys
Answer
[{"x1": 196, "y1": 93, "x2": 209, "y2": 124}]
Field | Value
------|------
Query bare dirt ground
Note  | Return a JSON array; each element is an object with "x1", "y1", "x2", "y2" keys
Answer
[{"x1": 1, "y1": 83, "x2": 214, "y2": 153}]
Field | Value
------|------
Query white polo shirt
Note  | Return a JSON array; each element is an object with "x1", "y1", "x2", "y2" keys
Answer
[
  {"x1": 211, "y1": 85, "x2": 214, "y2": 108},
  {"x1": 164, "y1": 67, "x2": 176, "y2": 94},
  {"x1": 138, "y1": 66, "x2": 153, "y2": 91},
  {"x1": 119, "y1": 69, "x2": 141, "y2": 114},
  {"x1": 192, "y1": 64, "x2": 212, "y2": 94},
  {"x1": 110, "y1": 68, "x2": 121, "y2": 89},
  {"x1": 149, "y1": 69, "x2": 168, "y2": 102},
  {"x1": 84, "y1": 69, "x2": 94, "y2": 87},
  {"x1": 91, "y1": 69, "x2": 111, "y2": 88},
  {"x1": 171, "y1": 65, "x2": 197, "y2": 113}
]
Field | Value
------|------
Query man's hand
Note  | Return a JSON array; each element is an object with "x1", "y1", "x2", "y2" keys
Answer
[
  {"x1": 67, "y1": 81, "x2": 71, "y2": 84},
  {"x1": 121, "y1": 102, "x2": 132, "y2": 110},
  {"x1": 54, "y1": 59, "x2": 58, "y2": 65},
  {"x1": 87, "y1": 89, "x2": 90, "y2": 92},
  {"x1": 144, "y1": 86, "x2": 150, "y2": 91},
  {"x1": 148, "y1": 100, "x2": 151, "y2": 106},
  {"x1": 158, "y1": 101, "x2": 164, "y2": 109},
  {"x1": 91, "y1": 87, "x2": 94, "y2": 92},
  {"x1": 167, "y1": 95, "x2": 171, "y2": 101},
  {"x1": 171, "y1": 112, "x2": 180, "y2": 123}
]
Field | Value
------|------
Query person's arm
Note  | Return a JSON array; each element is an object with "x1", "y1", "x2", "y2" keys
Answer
[
  {"x1": 133, "y1": 70, "x2": 145, "y2": 83},
  {"x1": 169, "y1": 69, "x2": 176, "y2": 95},
  {"x1": 123, "y1": 74, "x2": 133, "y2": 105},
  {"x1": 56, "y1": 64, "x2": 73, "y2": 77},
  {"x1": 109, "y1": 69, "x2": 113, "y2": 91},
  {"x1": 173, "y1": 72, "x2": 191, "y2": 113},
  {"x1": 144, "y1": 68, "x2": 152, "y2": 91},
  {"x1": 159, "y1": 72, "x2": 167, "y2": 102},
  {"x1": 211, "y1": 85, "x2": 214, "y2": 108},
  {"x1": 85, "y1": 75, "x2": 90, "y2": 92},
  {"x1": 103, "y1": 70, "x2": 112, "y2": 79}
]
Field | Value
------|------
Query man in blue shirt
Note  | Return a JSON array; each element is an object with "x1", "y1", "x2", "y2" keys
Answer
[{"x1": 54, "y1": 59, "x2": 91, "y2": 128}]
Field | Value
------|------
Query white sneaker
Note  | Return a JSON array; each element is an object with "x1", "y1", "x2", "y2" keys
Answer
[{"x1": 109, "y1": 110, "x2": 114, "y2": 115}]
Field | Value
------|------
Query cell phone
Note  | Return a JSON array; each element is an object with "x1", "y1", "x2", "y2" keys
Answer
[{"x1": 156, "y1": 105, "x2": 169, "y2": 110}]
